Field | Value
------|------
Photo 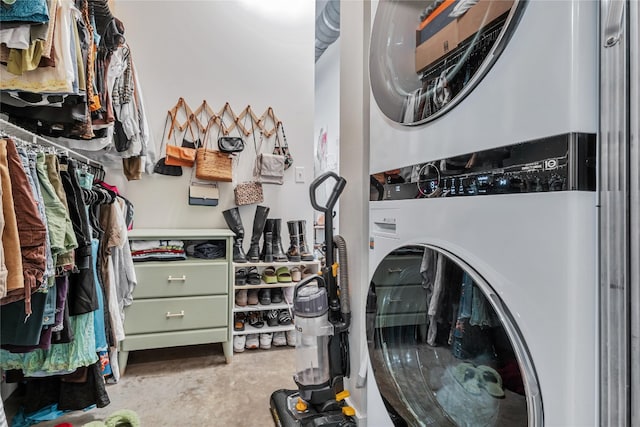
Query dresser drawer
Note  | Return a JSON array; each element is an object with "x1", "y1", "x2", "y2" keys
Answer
[
  {"x1": 133, "y1": 261, "x2": 228, "y2": 298},
  {"x1": 372, "y1": 255, "x2": 423, "y2": 286},
  {"x1": 124, "y1": 295, "x2": 227, "y2": 334},
  {"x1": 375, "y1": 284, "x2": 428, "y2": 315}
]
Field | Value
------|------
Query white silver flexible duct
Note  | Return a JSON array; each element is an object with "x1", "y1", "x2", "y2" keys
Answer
[{"x1": 315, "y1": 0, "x2": 340, "y2": 62}]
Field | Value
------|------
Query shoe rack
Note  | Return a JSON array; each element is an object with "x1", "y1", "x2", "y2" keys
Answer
[{"x1": 232, "y1": 261, "x2": 320, "y2": 349}]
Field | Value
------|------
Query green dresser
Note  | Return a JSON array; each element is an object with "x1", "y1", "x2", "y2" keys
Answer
[{"x1": 119, "y1": 229, "x2": 235, "y2": 374}]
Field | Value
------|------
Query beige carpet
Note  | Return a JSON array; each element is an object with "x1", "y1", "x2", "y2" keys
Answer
[{"x1": 3, "y1": 343, "x2": 296, "y2": 426}]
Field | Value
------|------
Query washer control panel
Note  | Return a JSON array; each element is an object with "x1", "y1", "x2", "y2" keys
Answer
[{"x1": 371, "y1": 133, "x2": 595, "y2": 201}]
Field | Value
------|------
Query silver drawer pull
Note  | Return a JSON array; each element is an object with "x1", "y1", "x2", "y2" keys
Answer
[
  {"x1": 387, "y1": 268, "x2": 403, "y2": 274},
  {"x1": 167, "y1": 275, "x2": 186, "y2": 282},
  {"x1": 166, "y1": 310, "x2": 185, "y2": 318}
]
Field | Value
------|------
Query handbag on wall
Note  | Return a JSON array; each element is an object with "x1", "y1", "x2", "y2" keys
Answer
[
  {"x1": 217, "y1": 112, "x2": 246, "y2": 154},
  {"x1": 273, "y1": 121, "x2": 293, "y2": 170},
  {"x1": 154, "y1": 111, "x2": 183, "y2": 176},
  {"x1": 164, "y1": 99, "x2": 199, "y2": 167},
  {"x1": 255, "y1": 153, "x2": 285, "y2": 185},
  {"x1": 234, "y1": 123, "x2": 264, "y2": 205},
  {"x1": 196, "y1": 117, "x2": 233, "y2": 182},
  {"x1": 253, "y1": 129, "x2": 284, "y2": 185},
  {"x1": 189, "y1": 181, "x2": 219, "y2": 206},
  {"x1": 234, "y1": 181, "x2": 263, "y2": 206}
]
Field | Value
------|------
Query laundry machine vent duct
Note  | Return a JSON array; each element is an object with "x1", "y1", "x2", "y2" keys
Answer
[
  {"x1": 370, "y1": 132, "x2": 596, "y2": 201},
  {"x1": 315, "y1": 0, "x2": 340, "y2": 62}
]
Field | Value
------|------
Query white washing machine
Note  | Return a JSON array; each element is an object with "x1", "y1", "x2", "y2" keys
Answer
[{"x1": 357, "y1": 0, "x2": 600, "y2": 426}]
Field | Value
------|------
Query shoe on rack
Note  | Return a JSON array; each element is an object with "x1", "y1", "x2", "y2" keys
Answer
[
  {"x1": 290, "y1": 266, "x2": 302, "y2": 282},
  {"x1": 278, "y1": 309, "x2": 292, "y2": 325},
  {"x1": 246, "y1": 266, "x2": 262, "y2": 285},
  {"x1": 286, "y1": 329, "x2": 296, "y2": 347},
  {"x1": 248, "y1": 311, "x2": 264, "y2": 328},
  {"x1": 276, "y1": 267, "x2": 292, "y2": 283},
  {"x1": 235, "y1": 289, "x2": 248, "y2": 306},
  {"x1": 235, "y1": 268, "x2": 248, "y2": 286},
  {"x1": 262, "y1": 266, "x2": 278, "y2": 284},
  {"x1": 273, "y1": 331, "x2": 287, "y2": 347},
  {"x1": 260, "y1": 333, "x2": 273, "y2": 350},
  {"x1": 271, "y1": 288, "x2": 283, "y2": 304},
  {"x1": 234, "y1": 335, "x2": 246, "y2": 352},
  {"x1": 265, "y1": 309, "x2": 279, "y2": 327},
  {"x1": 259, "y1": 288, "x2": 272, "y2": 305},
  {"x1": 302, "y1": 267, "x2": 314, "y2": 278},
  {"x1": 247, "y1": 289, "x2": 259, "y2": 305},
  {"x1": 234, "y1": 313, "x2": 246, "y2": 331},
  {"x1": 245, "y1": 334, "x2": 259, "y2": 350}
]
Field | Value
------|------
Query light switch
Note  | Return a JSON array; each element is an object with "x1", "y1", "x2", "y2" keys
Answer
[{"x1": 295, "y1": 166, "x2": 304, "y2": 183}]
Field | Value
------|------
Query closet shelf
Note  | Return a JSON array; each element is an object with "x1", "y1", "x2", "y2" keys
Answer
[
  {"x1": 233, "y1": 302, "x2": 292, "y2": 312},
  {"x1": 235, "y1": 282, "x2": 297, "y2": 289},
  {"x1": 233, "y1": 324, "x2": 295, "y2": 336},
  {"x1": 0, "y1": 118, "x2": 104, "y2": 169}
]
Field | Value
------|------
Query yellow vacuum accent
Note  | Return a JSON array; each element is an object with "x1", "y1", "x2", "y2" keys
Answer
[
  {"x1": 295, "y1": 398, "x2": 308, "y2": 412},
  {"x1": 342, "y1": 406, "x2": 356, "y2": 417},
  {"x1": 332, "y1": 263, "x2": 339, "y2": 277},
  {"x1": 336, "y1": 390, "x2": 350, "y2": 401}
]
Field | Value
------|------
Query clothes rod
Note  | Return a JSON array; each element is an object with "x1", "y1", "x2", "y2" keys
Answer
[{"x1": 0, "y1": 118, "x2": 104, "y2": 169}]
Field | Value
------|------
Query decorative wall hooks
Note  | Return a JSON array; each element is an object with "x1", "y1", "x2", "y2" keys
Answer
[{"x1": 166, "y1": 99, "x2": 282, "y2": 140}]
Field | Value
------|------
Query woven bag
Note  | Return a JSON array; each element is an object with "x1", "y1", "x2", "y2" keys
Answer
[
  {"x1": 196, "y1": 116, "x2": 233, "y2": 182},
  {"x1": 195, "y1": 148, "x2": 232, "y2": 182}
]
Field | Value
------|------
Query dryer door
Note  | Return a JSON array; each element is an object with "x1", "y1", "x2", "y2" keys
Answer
[{"x1": 366, "y1": 245, "x2": 542, "y2": 426}]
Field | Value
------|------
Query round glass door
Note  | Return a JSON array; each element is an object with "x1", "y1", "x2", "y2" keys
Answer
[
  {"x1": 366, "y1": 245, "x2": 541, "y2": 426},
  {"x1": 370, "y1": 0, "x2": 524, "y2": 125}
]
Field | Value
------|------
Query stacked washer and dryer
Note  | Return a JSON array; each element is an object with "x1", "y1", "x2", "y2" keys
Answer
[{"x1": 360, "y1": 0, "x2": 599, "y2": 426}]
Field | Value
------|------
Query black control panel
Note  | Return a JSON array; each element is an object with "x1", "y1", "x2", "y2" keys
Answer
[{"x1": 370, "y1": 133, "x2": 596, "y2": 201}]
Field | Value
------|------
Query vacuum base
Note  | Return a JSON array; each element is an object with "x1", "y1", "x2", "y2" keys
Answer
[{"x1": 270, "y1": 389, "x2": 355, "y2": 427}]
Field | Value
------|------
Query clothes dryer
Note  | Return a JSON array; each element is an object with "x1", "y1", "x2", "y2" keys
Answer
[{"x1": 357, "y1": 0, "x2": 600, "y2": 426}]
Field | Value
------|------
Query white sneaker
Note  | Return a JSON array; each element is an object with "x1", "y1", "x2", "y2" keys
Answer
[
  {"x1": 286, "y1": 329, "x2": 297, "y2": 347},
  {"x1": 234, "y1": 335, "x2": 246, "y2": 352},
  {"x1": 260, "y1": 333, "x2": 273, "y2": 349},
  {"x1": 245, "y1": 333, "x2": 259, "y2": 350},
  {"x1": 273, "y1": 331, "x2": 287, "y2": 347}
]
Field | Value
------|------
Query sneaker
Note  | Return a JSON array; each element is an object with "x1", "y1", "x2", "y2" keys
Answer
[
  {"x1": 245, "y1": 334, "x2": 259, "y2": 350},
  {"x1": 260, "y1": 333, "x2": 273, "y2": 349},
  {"x1": 286, "y1": 330, "x2": 296, "y2": 347},
  {"x1": 273, "y1": 331, "x2": 287, "y2": 347},
  {"x1": 234, "y1": 335, "x2": 246, "y2": 352}
]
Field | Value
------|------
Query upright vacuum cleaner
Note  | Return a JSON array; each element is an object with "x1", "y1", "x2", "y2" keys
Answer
[{"x1": 270, "y1": 172, "x2": 355, "y2": 427}]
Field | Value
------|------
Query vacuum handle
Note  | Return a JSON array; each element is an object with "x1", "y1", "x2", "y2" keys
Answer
[
  {"x1": 293, "y1": 274, "x2": 327, "y2": 300},
  {"x1": 309, "y1": 171, "x2": 347, "y2": 214}
]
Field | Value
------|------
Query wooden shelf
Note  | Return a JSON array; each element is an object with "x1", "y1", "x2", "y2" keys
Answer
[{"x1": 233, "y1": 302, "x2": 292, "y2": 312}]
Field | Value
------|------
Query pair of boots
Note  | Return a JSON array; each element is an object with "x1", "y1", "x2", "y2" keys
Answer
[
  {"x1": 285, "y1": 220, "x2": 314, "y2": 262},
  {"x1": 222, "y1": 207, "x2": 314, "y2": 263}
]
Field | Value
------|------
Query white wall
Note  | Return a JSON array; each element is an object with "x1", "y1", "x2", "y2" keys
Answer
[
  {"x1": 111, "y1": 0, "x2": 316, "y2": 238},
  {"x1": 338, "y1": 0, "x2": 370, "y2": 420},
  {"x1": 314, "y1": 37, "x2": 341, "y2": 234}
]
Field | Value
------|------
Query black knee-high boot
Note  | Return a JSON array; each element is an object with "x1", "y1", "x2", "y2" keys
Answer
[
  {"x1": 222, "y1": 207, "x2": 247, "y2": 263},
  {"x1": 247, "y1": 205, "x2": 270, "y2": 261}
]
